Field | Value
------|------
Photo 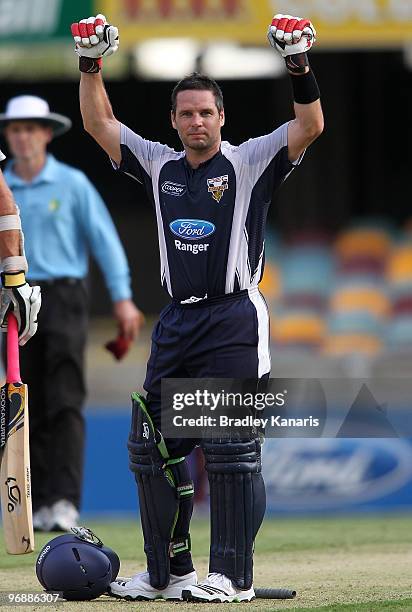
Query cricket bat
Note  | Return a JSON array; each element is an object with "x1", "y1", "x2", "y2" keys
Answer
[{"x1": 0, "y1": 312, "x2": 34, "y2": 554}]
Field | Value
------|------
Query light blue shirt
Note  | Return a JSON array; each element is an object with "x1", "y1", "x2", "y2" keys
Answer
[{"x1": 4, "y1": 154, "x2": 131, "y2": 302}]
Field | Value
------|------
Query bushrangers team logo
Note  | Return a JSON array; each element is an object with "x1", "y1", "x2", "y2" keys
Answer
[{"x1": 207, "y1": 175, "x2": 228, "y2": 203}]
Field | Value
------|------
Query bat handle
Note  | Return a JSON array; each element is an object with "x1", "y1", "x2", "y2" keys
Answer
[
  {"x1": 6, "y1": 312, "x2": 21, "y2": 384},
  {"x1": 255, "y1": 587, "x2": 297, "y2": 599}
]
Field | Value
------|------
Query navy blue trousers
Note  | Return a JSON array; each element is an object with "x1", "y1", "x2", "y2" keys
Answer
[{"x1": 143, "y1": 287, "x2": 270, "y2": 457}]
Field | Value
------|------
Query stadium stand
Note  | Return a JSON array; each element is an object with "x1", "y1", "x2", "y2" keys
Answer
[{"x1": 263, "y1": 219, "x2": 412, "y2": 361}]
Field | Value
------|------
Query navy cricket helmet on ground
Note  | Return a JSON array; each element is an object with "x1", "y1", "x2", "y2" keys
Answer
[{"x1": 36, "y1": 527, "x2": 120, "y2": 601}]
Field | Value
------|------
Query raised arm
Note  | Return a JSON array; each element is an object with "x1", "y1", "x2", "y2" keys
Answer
[
  {"x1": 268, "y1": 14, "x2": 324, "y2": 163},
  {"x1": 72, "y1": 15, "x2": 122, "y2": 163},
  {"x1": 80, "y1": 73, "x2": 121, "y2": 163},
  {"x1": 288, "y1": 96, "x2": 323, "y2": 163}
]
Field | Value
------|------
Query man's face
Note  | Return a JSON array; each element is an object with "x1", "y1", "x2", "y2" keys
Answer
[
  {"x1": 171, "y1": 89, "x2": 225, "y2": 153},
  {"x1": 4, "y1": 121, "x2": 52, "y2": 161}
]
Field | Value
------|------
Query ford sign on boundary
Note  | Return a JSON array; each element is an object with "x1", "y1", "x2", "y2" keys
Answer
[
  {"x1": 170, "y1": 219, "x2": 215, "y2": 241},
  {"x1": 263, "y1": 438, "x2": 412, "y2": 513}
]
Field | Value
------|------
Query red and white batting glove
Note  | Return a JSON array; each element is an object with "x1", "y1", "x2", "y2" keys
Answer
[
  {"x1": 71, "y1": 14, "x2": 119, "y2": 73},
  {"x1": 268, "y1": 14, "x2": 316, "y2": 74}
]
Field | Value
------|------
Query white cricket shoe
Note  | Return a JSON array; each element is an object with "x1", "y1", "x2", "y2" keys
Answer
[
  {"x1": 49, "y1": 499, "x2": 79, "y2": 532},
  {"x1": 109, "y1": 570, "x2": 198, "y2": 601},
  {"x1": 33, "y1": 506, "x2": 53, "y2": 532},
  {"x1": 182, "y1": 572, "x2": 255, "y2": 603}
]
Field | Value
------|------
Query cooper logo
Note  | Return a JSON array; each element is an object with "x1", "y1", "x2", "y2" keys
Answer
[
  {"x1": 170, "y1": 219, "x2": 215, "y2": 240},
  {"x1": 161, "y1": 181, "x2": 187, "y2": 197}
]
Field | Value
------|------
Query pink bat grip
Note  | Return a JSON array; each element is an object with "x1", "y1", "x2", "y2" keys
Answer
[{"x1": 6, "y1": 312, "x2": 21, "y2": 383}]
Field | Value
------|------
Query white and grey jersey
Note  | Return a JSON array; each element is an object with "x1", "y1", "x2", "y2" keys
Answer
[{"x1": 113, "y1": 122, "x2": 301, "y2": 302}]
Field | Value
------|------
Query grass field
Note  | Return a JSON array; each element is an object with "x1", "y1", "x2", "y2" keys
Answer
[{"x1": 1, "y1": 514, "x2": 412, "y2": 611}]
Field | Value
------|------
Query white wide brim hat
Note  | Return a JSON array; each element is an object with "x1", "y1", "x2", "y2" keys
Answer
[{"x1": 0, "y1": 95, "x2": 72, "y2": 137}]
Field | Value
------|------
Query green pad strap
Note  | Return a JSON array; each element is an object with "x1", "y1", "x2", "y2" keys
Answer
[
  {"x1": 177, "y1": 483, "x2": 194, "y2": 498},
  {"x1": 156, "y1": 433, "x2": 169, "y2": 461},
  {"x1": 169, "y1": 535, "x2": 191, "y2": 558},
  {"x1": 167, "y1": 457, "x2": 185, "y2": 465}
]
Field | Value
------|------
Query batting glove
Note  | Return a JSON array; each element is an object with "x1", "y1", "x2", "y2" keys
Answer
[
  {"x1": 0, "y1": 272, "x2": 41, "y2": 345},
  {"x1": 268, "y1": 14, "x2": 316, "y2": 74},
  {"x1": 71, "y1": 14, "x2": 119, "y2": 73}
]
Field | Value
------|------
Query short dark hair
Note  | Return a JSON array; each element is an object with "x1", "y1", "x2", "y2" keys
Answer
[{"x1": 171, "y1": 72, "x2": 224, "y2": 114}]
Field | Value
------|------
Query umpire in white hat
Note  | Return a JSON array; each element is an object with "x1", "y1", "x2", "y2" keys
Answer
[
  {"x1": 0, "y1": 95, "x2": 72, "y2": 137},
  {"x1": 1, "y1": 95, "x2": 144, "y2": 531}
]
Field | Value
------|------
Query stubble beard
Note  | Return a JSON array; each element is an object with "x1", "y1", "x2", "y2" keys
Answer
[
  {"x1": 188, "y1": 141, "x2": 209, "y2": 151},
  {"x1": 185, "y1": 133, "x2": 218, "y2": 152}
]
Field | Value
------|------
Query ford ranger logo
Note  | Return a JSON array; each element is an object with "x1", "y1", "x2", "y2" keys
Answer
[{"x1": 169, "y1": 219, "x2": 215, "y2": 241}]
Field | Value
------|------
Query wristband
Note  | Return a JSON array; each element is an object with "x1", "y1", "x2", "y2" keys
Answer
[
  {"x1": 1, "y1": 270, "x2": 26, "y2": 288},
  {"x1": 79, "y1": 56, "x2": 102, "y2": 73},
  {"x1": 285, "y1": 52, "x2": 309, "y2": 75},
  {"x1": 0, "y1": 214, "x2": 21, "y2": 231},
  {"x1": 2, "y1": 256, "x2": 28, "y2": 273},
  {"x1": 290, "y1": 69, "x2": 320, "y2": 105}
]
